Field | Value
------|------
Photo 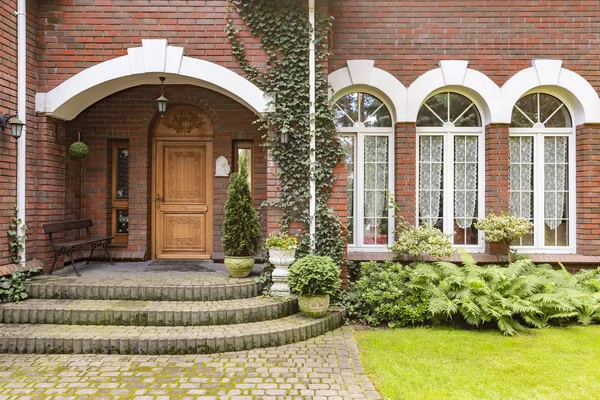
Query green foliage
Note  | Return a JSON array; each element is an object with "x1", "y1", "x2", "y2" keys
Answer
[
  {"x1": 289, "y1": 255, "x2": 341, "y2": 296},
  {"x1": 226, "y1": 0, "x2": 345, "y2": 265},
  {"x1": 346, "y1": 261, "x2": 429, "y2": 328},
  {"x1": 410, "y1": 251, "x2": 600, "y2": 335},
  {"x1": 390, "y1": 223, "x2": 457, "y2": 260},
  {"x1": 0, "y1": 267, "x2": 43, "y2": 303},
  {"x1": 264, "y1": 232, "x2": 297, "y2": 249},
  {"x1": 7, "y1": 204, "x2": 26, "y2": 264},
  {"x1": 69, "y1": 141, "x2": 89, "y2": 159},
  {"x1": 222, "y1": 163, "x2": 262, "y2": 256},
  {"x1": 475, "y1": 212, "x2": 533, "y2": 261}
]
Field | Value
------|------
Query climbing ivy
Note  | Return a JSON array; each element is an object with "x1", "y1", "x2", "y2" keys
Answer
[
  {"x1": 226, "y1": 0, "x2": 345, "y2": 264},
  {"x1": 7, "y1": 204, "x2": 26, "y2": 264}
]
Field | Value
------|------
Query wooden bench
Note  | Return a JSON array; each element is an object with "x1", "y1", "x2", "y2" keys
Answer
[{"x1": 43, "y1": 219, "x2": 114, "y2": 276}]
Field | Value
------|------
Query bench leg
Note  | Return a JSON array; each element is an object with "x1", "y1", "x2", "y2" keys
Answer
[
  {"x1": 66, "y1": 251, "x2": 81, "y2": 277},
  {"x1": 86, "y1": 244, "x2": 97, "y2": 265},
  {"x1": 49, "y1": 252, "x2": 59, "y2": 275},
  {"x1": 102, "y1": 243, "x2": 115, "y2": 265}
]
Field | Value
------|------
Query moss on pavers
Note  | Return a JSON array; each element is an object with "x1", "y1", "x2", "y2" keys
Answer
[
  {"x1": 25, "y1": 272, "x2": 264, "y2": 301},
  {"x1": 0, "y1": 310, "x2": 345, "y2": 355},
  {"x1": 0, "y1": 297, "x2": 299, "y2": 326}
]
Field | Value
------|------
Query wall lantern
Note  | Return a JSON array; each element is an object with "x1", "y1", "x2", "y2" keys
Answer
[
  {"x1": 279, "y1": 128, "x2": 290, "y2": 144},
  {"x1": 155, "y1": 76, "x2": 169, "y2": 116},
  {"x1": 0, "y1": 113, "x2": 25, "y2": 140}
]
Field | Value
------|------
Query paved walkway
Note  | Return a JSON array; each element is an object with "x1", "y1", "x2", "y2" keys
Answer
[{"x1": 0, "y1": 327, "x2": 381, "y2": 399}]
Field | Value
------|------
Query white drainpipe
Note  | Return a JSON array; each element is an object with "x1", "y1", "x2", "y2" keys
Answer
[
  {"x1": 308, "y1": 0, "x2": 316, "y2": 252},
  {"x1": 16, "y1": 0, "x2": 26, "y2": 264}
]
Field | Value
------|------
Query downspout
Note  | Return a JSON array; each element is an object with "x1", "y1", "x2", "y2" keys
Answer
[
  {"x1": 308, "y1": 0, "x2": 316, "y2": 252},
  {"x1": 16, "y1": 0, "x2": 27, "y2": 264}
]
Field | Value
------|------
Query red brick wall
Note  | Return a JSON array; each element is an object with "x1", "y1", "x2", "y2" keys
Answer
[
  {"x1": 329, "y1": 1, "x2": 600, "y2": 89},
  {"x1": 36, "y1": 0, "x2": 266, "y2": 93},
  {"x1": 394, "y1": 123, "x2": 417, "y2": 226},
  {"x1": 66, "y1": 84, "x2": 265, "y2": 262},
  {"x1": 576, "y1": 124, "x2": 600, "y2": 256}
]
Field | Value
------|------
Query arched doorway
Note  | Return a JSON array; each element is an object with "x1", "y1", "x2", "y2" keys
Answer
[{"x1": 152, "y1": 105, "x2": 214, "y2": 258}]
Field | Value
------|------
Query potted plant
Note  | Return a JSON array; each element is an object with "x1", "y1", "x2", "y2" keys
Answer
[
  {"x1": 265, "y1": 232, "x2": 297, "y2": 296},
  {"x1": 222, "y1": 162, "x2": 261, "y2": 278},
  {"x1": 289, "y1": 255, "x2": 341, "y2": 318},
  {"x1": 474, "y1": 212, "x2": 533, "y2": 262}
]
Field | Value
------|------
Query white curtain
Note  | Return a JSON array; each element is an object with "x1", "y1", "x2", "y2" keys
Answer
[
  {"x1": 509, "y1": 137, "x2": 533, "y2": 219},
  {"x1": 454, "y1": 136, "x2": 478, "y2": 229},
  {"x1": 419, "y1": 136, "x2": 443, "y2": 226},
  {"x1": 544, "y1": 137, "x2": 568, "y2": 230}
]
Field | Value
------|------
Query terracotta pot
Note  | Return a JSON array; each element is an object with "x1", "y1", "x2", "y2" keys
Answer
[
  {"x1": 298, "y1": 294, "x2": 330, "y2": 318},
  {"x1": 224, "y1": 256, "x2": 254, "y2": 278}
]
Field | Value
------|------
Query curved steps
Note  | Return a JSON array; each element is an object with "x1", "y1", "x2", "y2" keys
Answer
[
  {"x1": 25, "y1": 273, "x2": 263, "y2": 301},
  {"x1": 0, "y1": 312, "x2": 344, "y2": 354},
  {"x1": 0, "y1": 297, "x2": 298, "y2": 326}
]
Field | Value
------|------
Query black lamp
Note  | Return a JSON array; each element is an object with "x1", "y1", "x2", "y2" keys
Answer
[
  {"x1": 0, "y1": 113, "x2": 25, "y2": 140},
  {"x1": 155, "y1": 76, "x2": 169, "y2": 116},
  {"x1": 279, "y1": 128, "x2": 290, "y2": 144}
]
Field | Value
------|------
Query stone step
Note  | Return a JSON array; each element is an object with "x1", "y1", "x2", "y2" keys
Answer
[
  {"x1": 25, "y1": 272, "x2": 263, "y2": 301},
  {"x1": 0, "y1": 297, "x2": 298, "y2": 326},
  {"x1": 0, "y1": 310, "x2": 344, "y2": 354}
]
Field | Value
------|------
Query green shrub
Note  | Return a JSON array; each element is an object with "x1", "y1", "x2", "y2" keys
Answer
[
  {"x1": 0, "y1": 267, "x2": 43, "y2": 303},
  {"x1": 289, "y1": 255, "x2": 340, "y2": 296},
  {"x1": 69, "y1": 141, "x2": 89, "y2": 159},
  {"x1": 346, "y1": 261, "x2": 429, "y2": 328},
  {"x1": 410, "y1": 250, "x2": 600, "y2": 335},
  {"x1": 474, "y1": 212, "x2": 533, "y2": 262},
  {"x1": 390, "y1": 223, "x2": 457, "y2": 259},
  {"x1": 222, "y1": 163, "x2": 261, "y2": 257}
]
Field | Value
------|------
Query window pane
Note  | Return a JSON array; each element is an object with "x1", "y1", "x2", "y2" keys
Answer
[
  {"x1": 511, "y1": 93, "x2": 572, "y2": 128},
  {"x1": 512, "y1": 94, "x2": 538, "y2": 127},
  {"x1": 363, "y1": 136, "x2": 389, "y2": 245},
  {"x1": 237, "y1": 148, "x2": 252, "y2": 188},
  {"x1": 117, "y1": 209, "x2": 129, "y2": 234},
  {"x1": 334, "y1": 93, "x2": 358, "y2": 127},
  {"x1": 453, "y1": 136, "x2": 479, "y2": 244},
  {"x1": 544, "y1": 137, "x2": 568, "y2": 242},
  {"x1": 509, "y1": 137, "x2": 535, "y2": 246},
  {"x1": 424, "y1": 93, "x2": 449, "y2": 123},
  {"x1": 416, "y1": 105, "x2": 444, "y2": 127},
  {"x1": 116, "y1": 148, "x2": 129, "y2": 199},
  {"x1": 341, "y1": 136, "x2": 355, "y2": 245},
  {"x1": 362, "y1": 93, "x2": 392, "y2": 127},
  {"x1": 418, "y1": 136, "x2": 444, "y2": 227},
  {"x1": 450, "y1": 93, "x2": 481, "y2": 127}
]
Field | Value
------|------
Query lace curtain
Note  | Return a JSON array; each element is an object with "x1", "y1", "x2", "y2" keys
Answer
[
  {"x1": 544, "y1": 137, "x2": 567, "y2": 230},
  {"x1": 509, "y1": 137, "x2": 533, "y2": 219},
  {"x1": 419, "y1": 136, "x2": 443, "y2": 226},
  {"x1": 454, "y1": 136, "x2": 478, "y2": 229}
]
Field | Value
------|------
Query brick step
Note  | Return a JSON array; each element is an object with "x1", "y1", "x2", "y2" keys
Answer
[
  {"x1": 0, "y1": 297, "x2": 298, "y2": 326},
  {"x1": 0, "y1": 311, "x2": 344, "y2": 354},
  {"x1": 25, "y1": 272, "x2": 263, "y2": 301}
]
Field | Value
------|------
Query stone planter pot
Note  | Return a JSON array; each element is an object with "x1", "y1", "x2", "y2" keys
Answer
[
  {"x1": 224, "y1": 256, "x2": 254, "y2": 278},
  {"x1": 298, "y1": 294, "x2": 330, "y2": 318},
  {"x1": 269, "y1": 248, "x2": 296, "y2": 297}
]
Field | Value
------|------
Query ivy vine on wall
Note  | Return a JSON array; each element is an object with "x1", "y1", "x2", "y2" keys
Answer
[{"x1": 226, "y1": 0, "x2": 345, "y2": 264}]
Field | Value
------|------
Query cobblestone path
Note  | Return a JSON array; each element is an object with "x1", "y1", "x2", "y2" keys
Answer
[{"x1": 0, "y1": 327, "x2": 381, "y2": 399}]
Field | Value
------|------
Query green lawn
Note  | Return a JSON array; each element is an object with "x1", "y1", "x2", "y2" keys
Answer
[{"x1": 354, "y1": 326, "x2": 600, "y2": 400}]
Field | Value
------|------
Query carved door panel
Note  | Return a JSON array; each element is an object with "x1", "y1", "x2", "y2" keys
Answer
[{"x1": 154, "y1": 140, "x2": 213, "y2": 258}]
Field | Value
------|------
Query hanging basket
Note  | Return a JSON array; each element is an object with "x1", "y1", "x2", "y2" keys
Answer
[{"x1": 69, "y1": 141, "x2": 89, "y2": 159}]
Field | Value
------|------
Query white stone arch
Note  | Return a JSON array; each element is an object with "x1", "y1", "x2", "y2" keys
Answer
[
  {"x1": 408, "y1": 60, "x2": 499, "y2": 124},
  {"x1": 328, "y1": 60, "x2": 406, "y2": 123},
  {"x1": 35, "y1": 39, "x2": 271, "y2": 121},
  {"x1": 500, "y1": 60, "x2": 600, "y2": 125}
]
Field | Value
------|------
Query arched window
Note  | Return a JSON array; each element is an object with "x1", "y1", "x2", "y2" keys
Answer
[
  {"x1": 509, "y1": 93, "x2": 575, "y2": 250},
  {"x1": 334, "y1": 93, "x2": 394, "y2": 248},
  {"x1": 416, "y1": 92, "x2": 484, "y2": 248}
]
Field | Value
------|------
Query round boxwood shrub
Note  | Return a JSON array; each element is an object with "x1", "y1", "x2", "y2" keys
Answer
[
  {"x1": 69, "y1": 141, "x2": 89, "y2": 159},
  {"x1": 289, "y1": 255, "x2": 340, "y2": 296}
]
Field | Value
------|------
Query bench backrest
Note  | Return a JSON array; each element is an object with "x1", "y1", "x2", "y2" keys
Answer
[{"x1": 43, "y1": 219, "x2": 94, "y2": 234}]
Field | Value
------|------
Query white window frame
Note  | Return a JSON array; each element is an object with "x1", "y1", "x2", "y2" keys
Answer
[
  {"x1": 339, "y1": 127, "x2": 395, "y2": 251},
  {"x1": 509, "y1": 127, "x2": 576, "y2": 254},
  {"x1": 416, "y1": 127, "x2": 485, "y2": 252}
]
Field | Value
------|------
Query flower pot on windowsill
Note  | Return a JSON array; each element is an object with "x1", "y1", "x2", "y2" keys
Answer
[{"x1": 224, "y1": 256, "x2": 254, "y2": 278}]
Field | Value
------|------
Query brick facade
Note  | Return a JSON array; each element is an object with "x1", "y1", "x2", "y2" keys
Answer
[{"x1": 1, "y1": 1, "x2": 600, "y2": 270}]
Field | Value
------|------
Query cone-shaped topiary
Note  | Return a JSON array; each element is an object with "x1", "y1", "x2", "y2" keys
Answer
[{"x1": 222, "y1": 162, "x2": 261, "y2": 257}]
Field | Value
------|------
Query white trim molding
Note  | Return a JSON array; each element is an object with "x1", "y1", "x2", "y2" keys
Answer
[
  {"x1": 330, "y1": 59, "x2": 600, "y2": 126},
  {"x1": 329, "y1": 60, "x2": 407, "y2": 122},
  {"x1": 35, "y1": 39, "x2": 272, "y2": 120}
]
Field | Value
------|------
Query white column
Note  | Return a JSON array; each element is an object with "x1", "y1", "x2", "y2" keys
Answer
[
  {"x1": 308, "y1": 0, "x2": 316, "y2": 252},
  {"x1": 17, "y1": 0, "x2": 27, "y2": 265}
]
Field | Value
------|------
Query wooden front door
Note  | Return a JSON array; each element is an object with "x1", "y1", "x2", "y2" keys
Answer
[{"x1": 152, "y1": 106, "x2": 213, "y2": 259}]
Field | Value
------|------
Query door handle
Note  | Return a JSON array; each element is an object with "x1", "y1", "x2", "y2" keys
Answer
[{"x1": 156, "y1": 193, "x2": 163, "y2": 208}]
